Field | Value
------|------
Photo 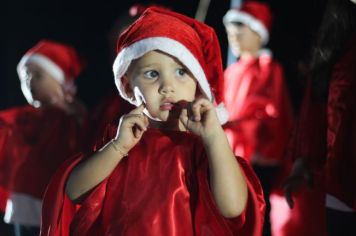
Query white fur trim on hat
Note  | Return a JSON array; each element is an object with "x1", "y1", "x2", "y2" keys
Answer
[
  {"x1": 17, "y1": 54, "x2": 76, "y2": 106},
  {"x1": 17, "y1": 54, "x2": 65, "y2": 83},
  {"x1": 113, "y1": 37, "x2": 212, "y2": 104},
  {"x1": 223, "y1": 10, "x2": 269, "y2": 45}
]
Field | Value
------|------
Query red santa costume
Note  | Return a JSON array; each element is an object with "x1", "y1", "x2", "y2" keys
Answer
[
  {"x1": 285, "y1": 34, "x2": 356, "y2": 236},
  {"x1": 222, "y1": 1, "x2": 294, "y2": 166},
  {"x1": 40, "y1": 7, "x2": 265, "y2": 236},
  {"x1": 0, "y1": 40, "x2": 85, "y2": 228},
  {"x1": 222, "y1": 2, "x2": 295, "y2": 235},
  {"x1": 324, "y1": 34, "x2": 356, "y2": 213}
]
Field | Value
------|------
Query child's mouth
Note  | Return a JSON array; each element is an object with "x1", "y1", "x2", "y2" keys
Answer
[
  {"x1": 160, "y1": 102, "x2": 174, "y2": 111},
  {"x1": 160, "y1": 100, "x2": 190, "y2": 111}
]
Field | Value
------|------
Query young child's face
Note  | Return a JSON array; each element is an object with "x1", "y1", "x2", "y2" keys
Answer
[
  {"x1": 225, "y1": 23, "x2": 262, "y2": 57},
  {"x1": 125, "y1": 50, "x2": 198, "y2": 122},
  {"x1": 23, "y1": 62, "x2": 67, "y2": 109}
]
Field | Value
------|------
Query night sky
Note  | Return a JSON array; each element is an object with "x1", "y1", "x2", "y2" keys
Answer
[{"x1": 1, "y1": 0, "x2": 325, "y2": 112}]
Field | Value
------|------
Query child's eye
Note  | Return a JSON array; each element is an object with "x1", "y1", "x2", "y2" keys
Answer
[
  {"x1": 175, "y1": 68, "x2": 187, "y2": 77},
  {"x1": 143, "y1": 70, "x2": 159, "y2": 79}
]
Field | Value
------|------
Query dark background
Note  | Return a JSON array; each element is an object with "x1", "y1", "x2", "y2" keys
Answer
[{"x1": 1, "y1": 0, "x2": 326, "y2": 112}]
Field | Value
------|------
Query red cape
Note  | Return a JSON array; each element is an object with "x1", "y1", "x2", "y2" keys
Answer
[
  {"x1": 0, "y1": 105, "x2": 85, "y2": 199},
  {"x1": 324, "y1": 35, "x2": 356, "y2": 209},
  {"x1": 289, "y1": 35, "x2": 356, "y2": 210},
  {"x1": 41, "y1": 128, "x2": 265, "y2": 236},
  {"x1": 223, "y1": 55, "x2": 294, "y2": 163}
]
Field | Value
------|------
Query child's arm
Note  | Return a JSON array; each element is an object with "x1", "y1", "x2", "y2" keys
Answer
[
  {"x1": 66, "y1": 105, "x2": 148, "y2": 202},
  {"x1": 180, "y1": 98, "x2": 248, "y2": 218}
]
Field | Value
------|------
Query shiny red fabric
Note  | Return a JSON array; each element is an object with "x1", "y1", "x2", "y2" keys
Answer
[
  {"x1": 287, "y1": 81, "x2": 327, "y2": 169},
  {"x1": 283, "y1": 35, "x2": 356, "y2": 236},
  {"x1": 291, "y1": 35, "x2": 356, "y2": 210},
  {"x1": 0, "y1": 105, "x2": 85, "y2": 199},
  {"x1": 223, "y1": 55, "x2": 294, "y2": 162},
  {"x1": 0, "y1": 186, "x2": 8, "y2": 212},
  {"x1": 325, "y1": 35, "x2": 356, "y2": 210},
  {"x1": 41, "y1": 127, "x2": 265, "y2": 236}
]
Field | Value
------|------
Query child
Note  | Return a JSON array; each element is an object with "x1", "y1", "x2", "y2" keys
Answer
[
  {"x1": 41, "y1": 7, "x2": 265, "y2": 236},
  {"x1": 222, "y1": 1, "x2": 294, "y2": 235},
  {"x1": 0, "y1": 40, "x2": 86, "y2": 236},
  {"x1": 88, "y1": 4, "x2": 171, "y2": 150}
]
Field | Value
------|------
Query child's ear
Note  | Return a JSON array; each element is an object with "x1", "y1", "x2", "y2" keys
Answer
[{"x1": 122, "y1": 74, "x2": 135, "y2": 101}]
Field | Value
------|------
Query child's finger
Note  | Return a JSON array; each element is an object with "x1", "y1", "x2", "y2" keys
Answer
[
  {"x1": 131, "y1": 119, "x2": 146, "y2": 139},
  {"x1": 191, "y1": 98, "x2": 211, "y2": 121},
  {"x1": 179, "y1": 108, "x2": 190, "y2": 128},
  {"x1": 130, "y1": 103, "x2": 145, "y2": 115},
  {"x1": 191, "y1": 102, "x2": 201, "y2": 121},
  {"x1": 125, "y1": 114, "x2": 148, "y2": 131},
  {"x1": 133, "y1": 125, "x2": 144, "y2": 138},
  {"x1": 143, "y1": 114, "x2": 149, "y2": 127}
]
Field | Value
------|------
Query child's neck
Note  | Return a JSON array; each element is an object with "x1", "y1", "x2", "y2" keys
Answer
[{"x1": 240, "y1": 51, "x2": 259, "y2": 58}]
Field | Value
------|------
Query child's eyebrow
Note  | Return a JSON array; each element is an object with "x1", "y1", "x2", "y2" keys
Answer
[{"x1": 136, "y1": 63, "x2": 159, "y2": 70}]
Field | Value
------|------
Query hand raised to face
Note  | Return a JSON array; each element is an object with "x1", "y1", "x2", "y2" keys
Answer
[{"x1": 114, "y1": 104, "x2": 149, "y2": 154}]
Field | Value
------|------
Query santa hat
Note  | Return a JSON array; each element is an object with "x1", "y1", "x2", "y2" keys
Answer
[
  {"x1": 223, "y1": 1, "x2": 273, "y2": 45},
  {"x1": 113, "y1": 7, "x2": 228, "y2": 123},
  {"x1": 17, "y1": 40, "x2": 83, "y2": 106}
]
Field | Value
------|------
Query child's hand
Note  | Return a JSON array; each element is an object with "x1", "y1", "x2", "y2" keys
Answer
[
  {"x1": 179, "y1": 98, "x2": 221, "y2": 138},
  {"x1": 114, "y1": 104, "x2": 149, "y2": 154}
]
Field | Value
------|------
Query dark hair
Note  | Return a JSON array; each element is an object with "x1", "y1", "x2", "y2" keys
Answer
[{"x1": 309, "y1": 0, "x2": 356, "y2": 101}]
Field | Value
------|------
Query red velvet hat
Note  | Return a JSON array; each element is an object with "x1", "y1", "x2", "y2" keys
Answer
[
  {"x1": 17, "y1": 40, "x2": 83, "y2": 105},
  {"x1": 113, "y1": 7, "x2": 228, "y2": 123},
  {"x1": 223, "y1": 1, "x2": 273, "y2": 45}
]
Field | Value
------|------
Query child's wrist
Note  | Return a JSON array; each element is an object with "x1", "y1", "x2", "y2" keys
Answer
[
  {"x1": 201, "y1": 127, "x2": 224, "y2": 145},
  {"x1": 110, "y1": 139, "x2": 129, "y2": 157}
]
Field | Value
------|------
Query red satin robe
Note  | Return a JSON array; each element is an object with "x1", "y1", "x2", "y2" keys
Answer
[
  {"x1": 291, "y1": 34, "x2": 356, "y2": 210},
  {"x1": 223, "y1": 54, "x2": 294, "y2": 164},
  {"x1": 282, "y1": 34, "x2": 356, "y2": 236},
  {"x1": 0, "y1": 105, "x2": 85, "y2": 199},
  {"x1": 0, "y1": 187, "x2": 8, "y2": 212},
  {"x1": 41, "y1": 127, "x2": 265, "y2": 236},
  {"x1": 324, "y1": 35, "x2": 356, "y2": 209}
]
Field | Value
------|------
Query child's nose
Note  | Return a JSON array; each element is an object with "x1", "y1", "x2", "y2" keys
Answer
[{"x1": 159, "y1": 77, "x2": 175, "y2": 95}]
